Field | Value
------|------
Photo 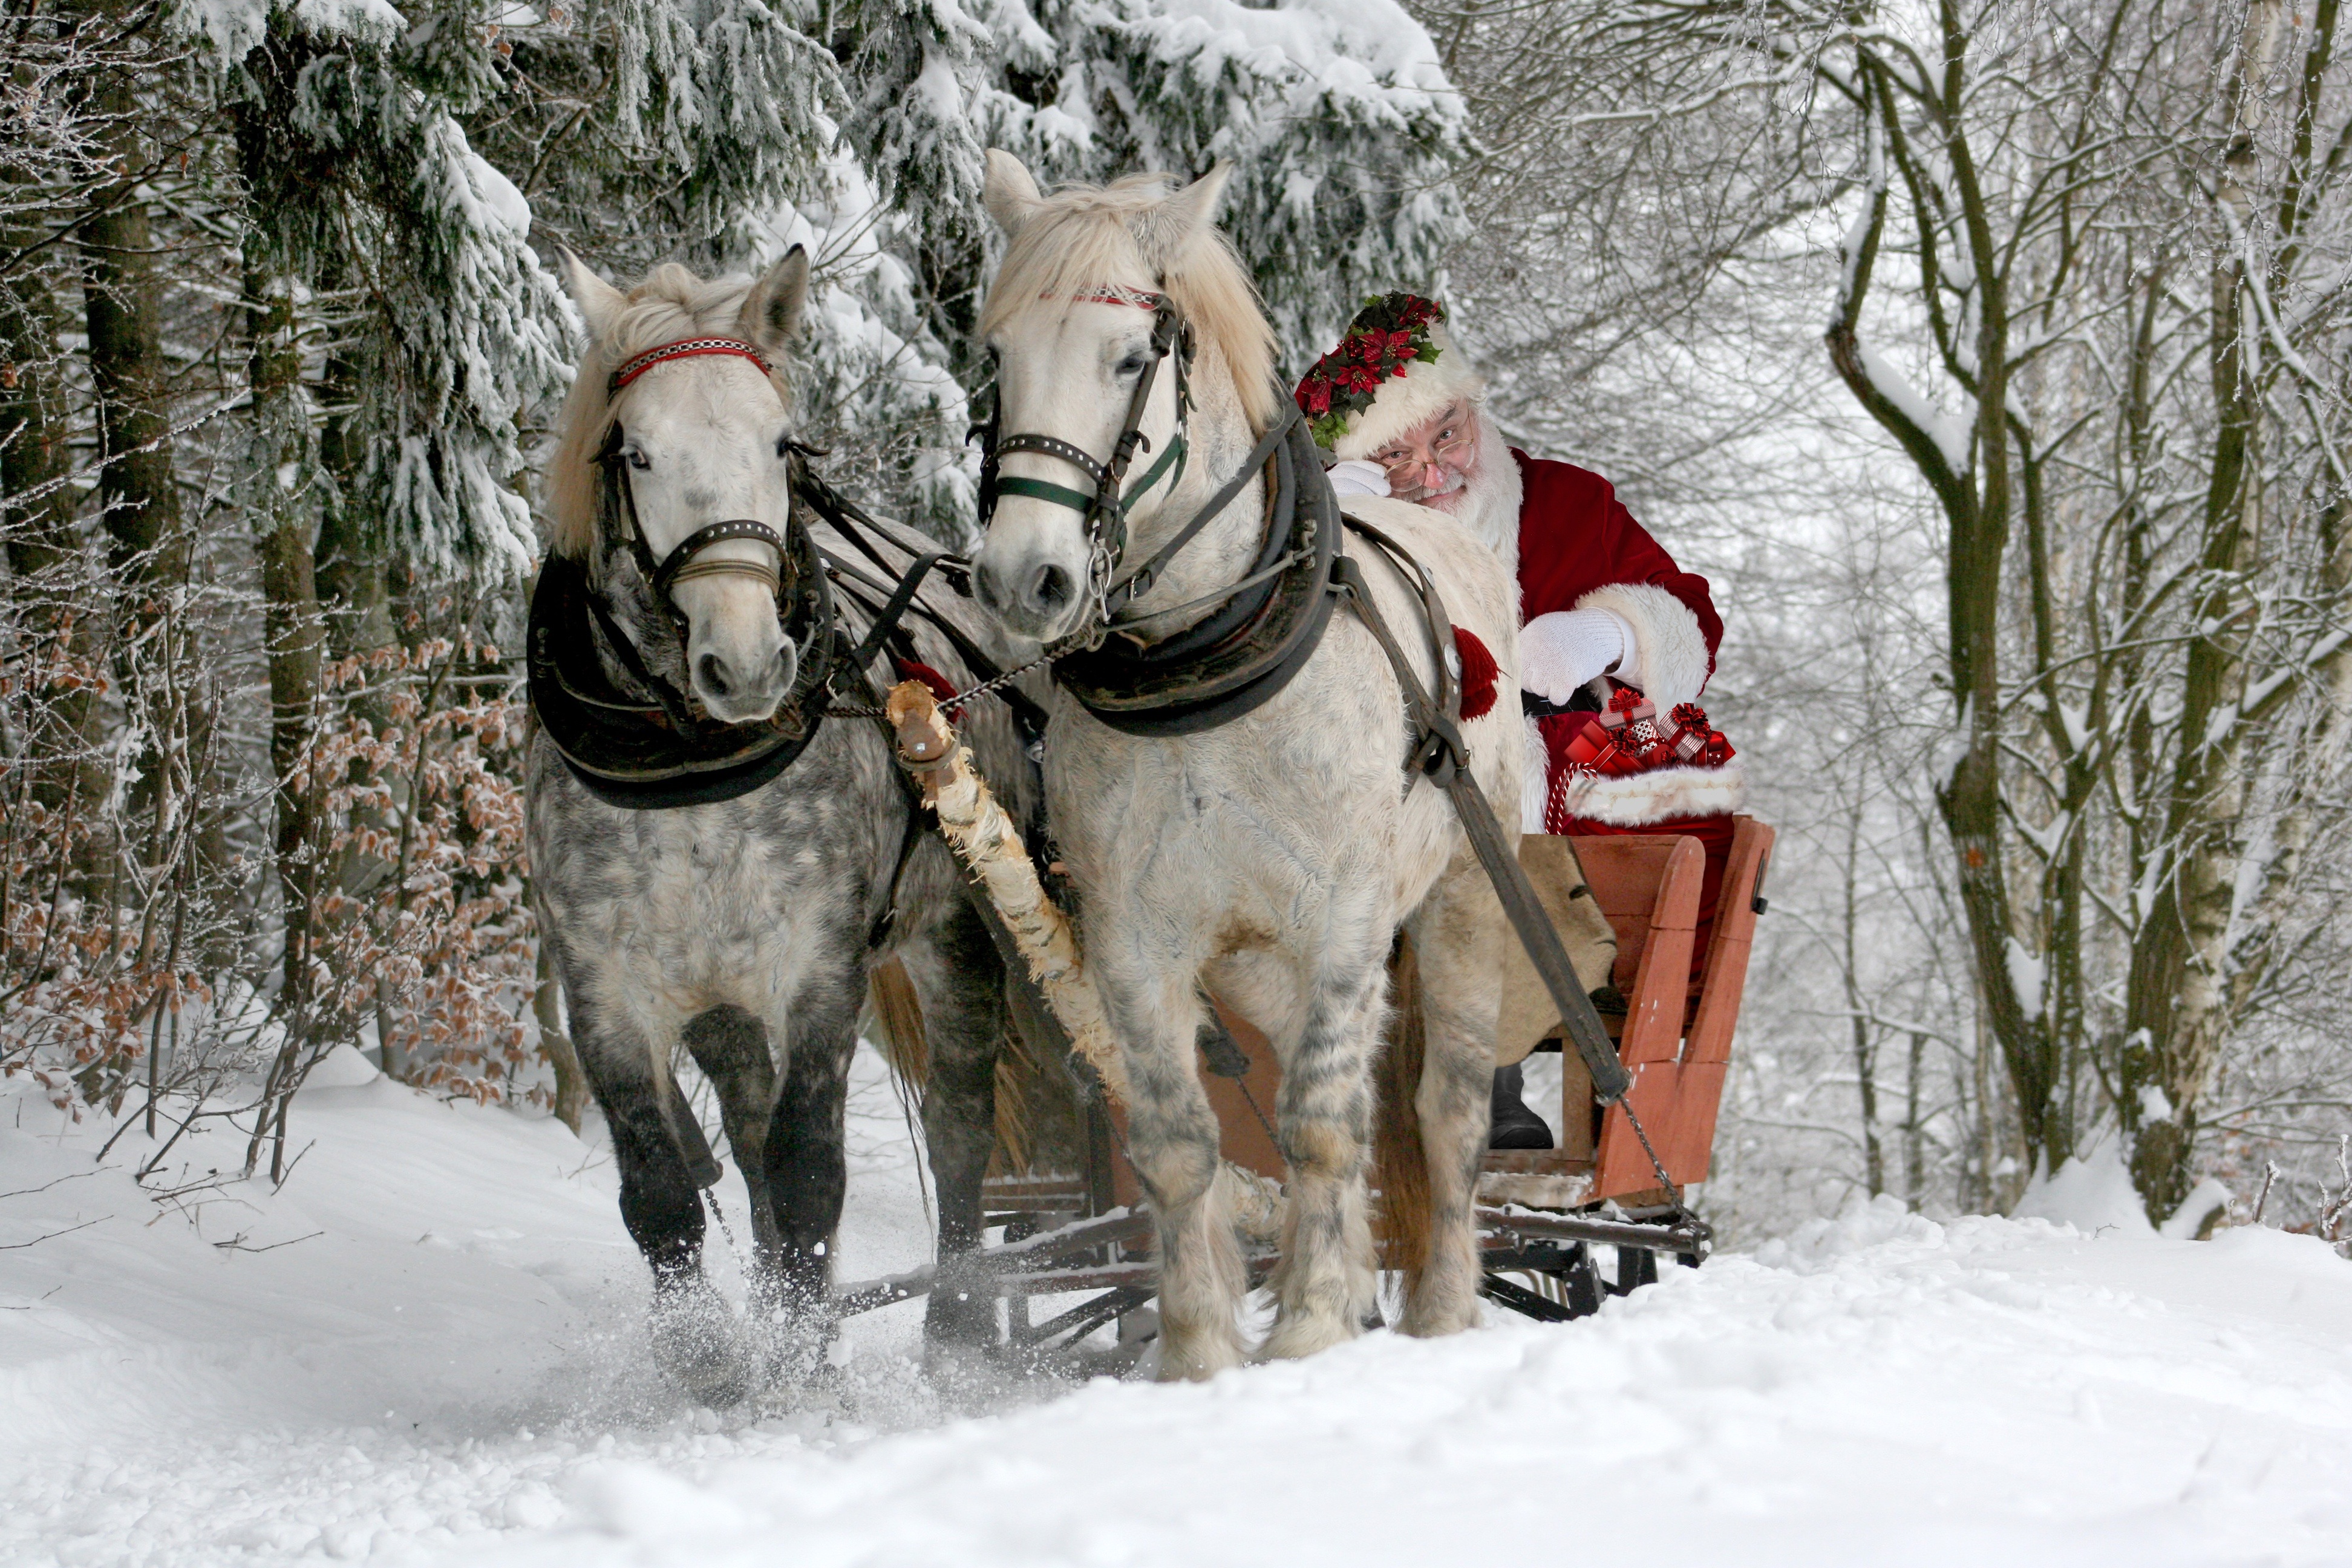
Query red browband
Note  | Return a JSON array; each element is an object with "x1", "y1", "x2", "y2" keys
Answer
[
  {"x1": 607, "y1": 337, "x2": 775, "y2": 394},
  {"x1": 1062, "y1": 286, "x2": 1165, "y2": 310}
]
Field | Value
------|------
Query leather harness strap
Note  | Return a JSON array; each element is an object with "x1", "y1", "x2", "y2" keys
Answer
[{"x1": 1331, "y1": 515, "x2": 1631, "y2": 1104}]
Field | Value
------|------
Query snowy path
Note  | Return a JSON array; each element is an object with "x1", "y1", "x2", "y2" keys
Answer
[{"x1": 2, "y1": 1054, "x2": 2348, "y2": 1567}]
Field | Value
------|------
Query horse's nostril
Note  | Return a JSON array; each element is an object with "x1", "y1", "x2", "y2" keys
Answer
[
  {"x1": 1031, "y1": 563, "x2": 1074, "y2": 612},
  {"x1": 696, "y1": 652, "x2": 731, "y2": 697}
]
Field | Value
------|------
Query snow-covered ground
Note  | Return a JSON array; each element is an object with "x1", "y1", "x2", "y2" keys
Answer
[{"x1": 3, "y1": 1049, "x2": 2348, "y2": 1567}]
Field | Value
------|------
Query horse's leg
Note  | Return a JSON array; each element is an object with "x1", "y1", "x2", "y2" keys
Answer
[
  {"x1": 678, "y1": 1004, "x2": 781, "y2": 1279},
  {"x1": 1397, "y1": 849, "x2": 1505, "y2": 1336},
  {"x1": 1100, "y1": 946, "x2": 1246, "y2": 1380},
  {"x1": 1258, "y1": 925, "x2": 1390, "y2": 1362},
  {"x1": 565, "y1": 982, "x2": 751, "y2": 1404},
  {"x1": 901, "y1": 898, "x2": 1007, "y2": 1351},
  {"x1": 759, "y1": 965, "x2": 861, "y2": 1371}
]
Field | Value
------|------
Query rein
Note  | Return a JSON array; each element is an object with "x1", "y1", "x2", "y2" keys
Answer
[{"x1": 1331, "y1": 513, "x2": 1698, "y2": 1231}]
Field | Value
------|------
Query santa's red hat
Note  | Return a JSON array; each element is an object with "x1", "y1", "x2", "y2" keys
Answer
[{"x1": 1295, "y1": 294, "x2": 1486, "y2": 463}]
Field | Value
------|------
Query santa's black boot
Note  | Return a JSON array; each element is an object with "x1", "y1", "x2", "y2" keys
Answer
[{"x1": 1488, "y1": 1062, "x2": 1554, "y2": 1150}]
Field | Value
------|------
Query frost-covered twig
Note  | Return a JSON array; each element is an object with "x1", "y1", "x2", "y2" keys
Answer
[{"x1": 0, "y1": 1215, "x2": 105, "y2": 1250}]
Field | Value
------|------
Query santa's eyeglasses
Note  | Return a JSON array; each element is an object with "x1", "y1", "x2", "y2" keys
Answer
[{"x1": 1373, "y1": 405, "x2": 1476, "y2": 488}]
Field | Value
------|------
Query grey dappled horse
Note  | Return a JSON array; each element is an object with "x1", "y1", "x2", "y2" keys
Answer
[
  {"x1": 970, "y1": 155, "x2": 1523, "y2": 1378},
  {"x1": 529, "y1": 252, "x2": 1033, "y2": 1402}
]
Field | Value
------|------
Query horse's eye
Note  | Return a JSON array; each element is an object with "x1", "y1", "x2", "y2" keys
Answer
[
  {"x1": 1115, "y1": 353, "x2": 1148, "y2": 377},
  {"x1": 626, "y1": 449, "x2": 650, "y2": 471},
  {"x1": 776, "y1": 433, "x2": 793, "y2": 459}
]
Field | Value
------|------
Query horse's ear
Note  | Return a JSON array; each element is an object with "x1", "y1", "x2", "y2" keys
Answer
[
  {"x1": 737, "y1": 246, "x2": 811, "y2": 356},
  {"x1": 1132, "y1": 162, "x2": 1233, "y2": 272},
  {"x1": 984, "y1": 149, "x2": 1044, "y2": 237},
  {"x1": 560, "y1": 248, "x2": 628, "y2": 343}
]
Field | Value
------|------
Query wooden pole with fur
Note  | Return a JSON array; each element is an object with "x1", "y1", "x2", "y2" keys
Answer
[{"x1": 884, "y1": 680, "x2": 1131, "y2": 1105}]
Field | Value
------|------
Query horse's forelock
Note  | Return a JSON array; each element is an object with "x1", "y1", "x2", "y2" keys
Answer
[
  {"x1": 981, "y1": 175, "x2": 1277, "y2": 433},
  {"x1": 544, "y1": 263, "x2": 797, "y2": 560}
]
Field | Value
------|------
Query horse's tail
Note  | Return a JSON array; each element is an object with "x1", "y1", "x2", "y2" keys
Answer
[
  {"x1": 866, "y1": 957, "x2": 931, "y2": 1085},
  {"x1": 1371, "y1": 933, "x2": 1434, "y2": 1306},
  {"x1": 864, "y1": 956, "x2": 1047, "y2": 1173}
]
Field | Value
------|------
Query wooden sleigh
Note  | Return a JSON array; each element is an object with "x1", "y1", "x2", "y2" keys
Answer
[{"x1": 831, "y1": 815, "x2": 1774, "y2": 1358}]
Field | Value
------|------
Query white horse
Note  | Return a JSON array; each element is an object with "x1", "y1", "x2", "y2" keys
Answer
[{"x1": 969, "y1": 152, "x2": 1521, "y2": 1377}]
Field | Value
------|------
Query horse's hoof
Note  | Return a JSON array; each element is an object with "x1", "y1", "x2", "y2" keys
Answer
[
  {"x1": 922, "y1": 1283, "x2": 999, "y2": 1350},
  {"x1": 1154, "y1": 1327, "x2": 1246, "y2": 1382},
  {"x1": 1255, "y1": 1310, "x2": 1359, "y2": 1364},
  {"x1": 650, "y1": 1280, "x2": 755, "y2": 1407}
]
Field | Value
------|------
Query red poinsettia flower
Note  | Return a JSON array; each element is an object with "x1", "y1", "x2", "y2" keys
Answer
[{"x1": 1301, "y1": 377, "x2": 1331, "y2": 414}]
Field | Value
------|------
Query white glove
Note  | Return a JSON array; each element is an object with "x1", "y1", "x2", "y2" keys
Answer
[
  {"x1": 1325, "y1": 459, "x2": 1391, "y2": 499},
  {"x1": 1520, "y1": 608, "x2": 1635, "y2": 704}
]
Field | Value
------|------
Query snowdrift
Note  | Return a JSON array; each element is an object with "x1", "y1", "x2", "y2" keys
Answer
[{"x1": 2, "y1": 1052, "x2": 2348, "y2": 1567}]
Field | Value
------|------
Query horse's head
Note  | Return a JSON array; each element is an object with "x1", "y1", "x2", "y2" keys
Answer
[
  {"x1": 554, "y1": 249, "x2": 811, "y2": 724},
  {"x1": 971, "y1": 152, "x2": 1272, "y2": 644}
]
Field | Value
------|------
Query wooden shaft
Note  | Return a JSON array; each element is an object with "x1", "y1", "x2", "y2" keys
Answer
[{"x1": 884, "y1": 680, "x2": 1131, "y2": 1103}]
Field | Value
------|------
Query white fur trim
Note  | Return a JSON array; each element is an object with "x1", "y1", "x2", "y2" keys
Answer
[
  {"x1": 1520, "y1": 715, "x2": 1550, "y2": 834},
  {"x1": 1328, "y1": 320, "x2": 1486, "y2": 462},
  {"x1": 1478, "y1": 1168, "x2": 1593, "y2": 1209},
  {"x1": 1574, "y1": 580, "x2": 1711, "y2": 709},
  {"x1": 1553, "y1": 754, "x2": 1747, "y2": 828}
]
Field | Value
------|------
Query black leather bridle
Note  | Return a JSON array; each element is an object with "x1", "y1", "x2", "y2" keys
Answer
[
  {"x1": 597, "y1": 337, "x2": 799, "y2": 626},
  {"x1": 976, "y1": 287, "x2": 1195, "y2": 627},
  {"x1": 528, "y1": 335, "x2": 835, "y2": 808}
]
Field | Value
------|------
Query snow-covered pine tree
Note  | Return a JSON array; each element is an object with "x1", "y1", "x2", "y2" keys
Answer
[
  {"x1": 808, "y1": 0, "x2": 1471, "y2": 538},
  {"x1": 178, "y1": 0, "x2": 563, "y2": 578},
  {"x1": 846, "y1": 0, "x2": 1469, "y2": 371},
  {"x1": 475, "y1": 0, "x2": 840, "y2": 274}
]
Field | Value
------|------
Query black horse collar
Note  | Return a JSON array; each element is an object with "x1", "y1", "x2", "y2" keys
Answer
[
  {"x1": 528, "y1": 486, "x2": 836, "y2": 811},
  {"x1": 1049, "y1": 411, "x2": 1339, "y2": 736}
]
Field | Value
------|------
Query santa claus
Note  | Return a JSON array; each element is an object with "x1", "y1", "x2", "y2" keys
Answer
[{"x1": 1295, "y1": 294, "x2": 1743, "y2": 1149}]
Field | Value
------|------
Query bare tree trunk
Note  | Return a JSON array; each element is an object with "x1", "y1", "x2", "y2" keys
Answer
[
  {"x1": 0, "y1": 189, "x2": 105, "y2": 838},
  {"x1": 79, "y1": 73, "x2": 181, "y2": 589},
  {"x1": 1840, "y1": 805, "x2": 1884, "y2": 1194},
  {"x1": 1903, "y1": 1031, "x2": 1926, "y2": 1210},
  {"x1": 1822, "y1": 57, "x2": 2058, "y2": 1171},
  {"x1": 244, "y1": 258, "x2": 324, "y2": 1181},
  {"x1": 2120, "y1": 0, "x2": 2290, "y2": 1222}
]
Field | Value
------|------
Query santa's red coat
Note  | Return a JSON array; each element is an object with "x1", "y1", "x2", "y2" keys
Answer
[
  {"x1": 1514, "y1": 450, "x2": 1722, "y2": 653},
  {"x1": 1514, "y1": 450, "x2": 1731, "y2": 981}
]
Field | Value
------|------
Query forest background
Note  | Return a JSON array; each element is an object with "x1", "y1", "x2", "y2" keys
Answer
[{"x1": 2, "y1": 0, "x2": 2346, "y2": 1243}]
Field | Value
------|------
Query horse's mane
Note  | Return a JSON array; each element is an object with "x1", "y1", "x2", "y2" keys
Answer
[
  {"x1": 544, "y1": 263, "x2": 796, "y2": 559},
  {"x1": 979, "y1": 173, "x2": 1279, "y2": 434}
]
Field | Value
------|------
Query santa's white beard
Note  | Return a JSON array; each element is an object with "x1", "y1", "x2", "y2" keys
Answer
[{"x1": 1416, "y1": 411, "x2": 1523, "y2": 584}]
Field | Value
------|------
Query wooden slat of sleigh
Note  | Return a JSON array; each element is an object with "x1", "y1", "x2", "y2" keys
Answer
[{"x1": 1590, "y1": 818, "x2": 1772, "y2": 1200}]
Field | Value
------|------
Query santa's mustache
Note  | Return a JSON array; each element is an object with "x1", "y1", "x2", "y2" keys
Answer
[{"x1": 1393, "y1": 466, "x2": 1469, "y2": 501}]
